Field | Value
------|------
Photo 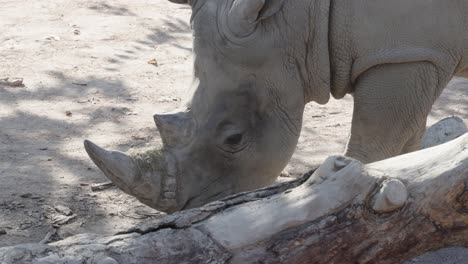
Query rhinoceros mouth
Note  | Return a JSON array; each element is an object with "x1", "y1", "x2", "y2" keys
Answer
[
  {"x1": 136, "y1": 149, "x2": 180, "y2": 212},
  {"x1": 182, "y1": 185, "x2": 234, "y2": 210}
]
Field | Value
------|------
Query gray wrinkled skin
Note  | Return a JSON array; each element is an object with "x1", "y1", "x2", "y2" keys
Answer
[{"x1": 85, "y1": 0, "x2": 468, "y2": 212}]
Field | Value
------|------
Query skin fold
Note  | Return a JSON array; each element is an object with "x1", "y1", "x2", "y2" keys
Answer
[{"x1": 84, "y1": 0, "x2": 468, "y2": 212}]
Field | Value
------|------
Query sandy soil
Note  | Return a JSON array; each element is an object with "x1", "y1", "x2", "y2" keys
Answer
[{"x1": 0, "y1": 0, "x2": 467, "y2": 262}]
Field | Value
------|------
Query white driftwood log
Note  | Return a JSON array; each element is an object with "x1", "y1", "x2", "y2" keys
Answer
[{"x1": 1, "y1": 134, "x2": 467, "y2": 264}]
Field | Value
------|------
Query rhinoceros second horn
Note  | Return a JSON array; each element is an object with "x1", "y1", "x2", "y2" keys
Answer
[{"x1": 153, "y1": 112, "x2": 195, "y2": 148}]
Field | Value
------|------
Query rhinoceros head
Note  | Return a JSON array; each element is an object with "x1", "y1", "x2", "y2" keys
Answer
[{"x1": 85, "y1": 0, "x2": 331, "y2": 212}]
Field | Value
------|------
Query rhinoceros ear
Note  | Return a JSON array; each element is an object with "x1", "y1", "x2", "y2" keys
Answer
[{"x1": 228, "y1": 0, "x2": 285, "y2": 37}]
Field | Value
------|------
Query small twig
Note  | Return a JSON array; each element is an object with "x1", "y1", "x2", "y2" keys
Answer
[
  {"x1": 72, "y1": 82, "x2": 88, "y2": 86},
  {"x1": 91, "y1": 182, "x2": 115, "y2": 192},
  {"x1": 39, "y1": 228, "x2": 57, "y2": 244}
]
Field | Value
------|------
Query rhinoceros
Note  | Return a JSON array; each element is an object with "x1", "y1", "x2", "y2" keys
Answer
[{"x1": 84, "y1": 0, "x2": 468, "y2": 212}]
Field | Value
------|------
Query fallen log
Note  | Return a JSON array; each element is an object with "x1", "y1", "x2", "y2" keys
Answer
[{"x1": 1, "y1": 133, "x2": 467, "y2": 264}]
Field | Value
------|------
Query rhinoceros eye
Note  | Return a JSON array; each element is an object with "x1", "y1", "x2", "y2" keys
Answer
[
  {"x1": 218, "y1": 130, "x2": 249, "y2": 153},
  {"x1": 217, "y1": 123, "x2": 249, "y2": 153},
  {"x1": 224, "y1": 133, "x2": 243, "y2": 145}
]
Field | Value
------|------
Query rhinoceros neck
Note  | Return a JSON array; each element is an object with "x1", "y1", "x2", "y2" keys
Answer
[{"x1": 299, "y1": 0, "x2": 332, "y2": 105}]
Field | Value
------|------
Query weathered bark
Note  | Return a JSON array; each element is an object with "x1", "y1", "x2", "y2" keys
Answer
[{"x1": 1, "y1": 133, "x2": 467, "y2": 264}]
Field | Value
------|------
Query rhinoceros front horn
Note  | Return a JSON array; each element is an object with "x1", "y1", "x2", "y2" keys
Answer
[
  {"x1": 227, "y1": 0, "x2": 285, "y2": 37},
  {"x1": 154, "y1": 112, "x2": 195, "y2": 148},
  {"x1": 84, "y1": 140, "x2": 181, "y2": 213}
]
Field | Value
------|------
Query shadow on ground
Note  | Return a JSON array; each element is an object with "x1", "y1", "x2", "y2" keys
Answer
[{"x1": 0, "y1": 71, "x2": 164, "y2": 246}]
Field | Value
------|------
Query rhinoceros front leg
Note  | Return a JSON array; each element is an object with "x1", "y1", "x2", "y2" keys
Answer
[{"x1": 345, "y1": 62, "x2": 447, "y2": 163}]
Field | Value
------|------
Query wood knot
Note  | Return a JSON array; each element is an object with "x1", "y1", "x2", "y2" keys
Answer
[
  {"x1": 308, "y1": 155, "x2": 356, "y2": 185},
  {"x1": 372, "y1": 179, "x2": 408, "y2": 213}
]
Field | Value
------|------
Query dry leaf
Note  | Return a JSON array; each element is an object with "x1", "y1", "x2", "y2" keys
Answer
[{"x1": 147, "y1": 58, "x2": 158, "y2": 66}]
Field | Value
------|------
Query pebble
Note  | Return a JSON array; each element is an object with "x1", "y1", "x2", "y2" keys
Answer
[
  {"x1": 20, "y1": 193, "x2": 33, "y2": 198},
  {"x1": 54, "y1": 205, "x2": 73, "y2": 216}
]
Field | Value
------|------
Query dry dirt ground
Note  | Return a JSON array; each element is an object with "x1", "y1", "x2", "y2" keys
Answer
[{"x1": 0, "y1": 0, "x2": 467, "y2": 262}]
